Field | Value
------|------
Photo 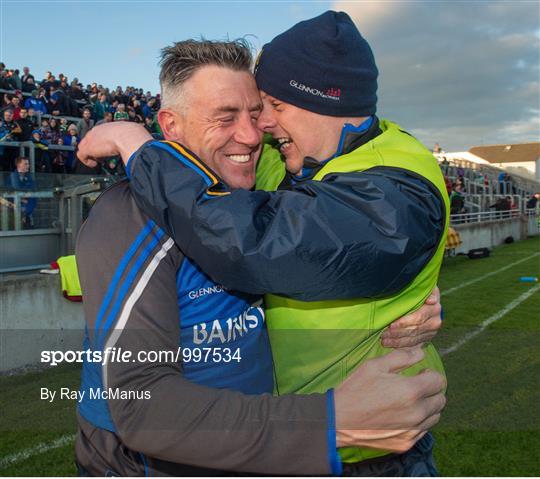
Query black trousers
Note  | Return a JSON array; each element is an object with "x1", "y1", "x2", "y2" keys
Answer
[{"x1": 341, "y1": 432, "x2": 438, "y2": 477}]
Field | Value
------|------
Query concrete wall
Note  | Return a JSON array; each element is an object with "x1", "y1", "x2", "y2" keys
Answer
[
  {"x1": 0, "y1": 272, "x2": 84, "y2": 372},
  {"x1": 453, "y1": 215, "x2": 538, "y2": 254}
]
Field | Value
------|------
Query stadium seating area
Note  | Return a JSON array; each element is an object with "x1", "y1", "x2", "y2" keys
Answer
[
  {"x1": 0, "y1": 63, "x2": 162, "y2": 174},
  {"x1": 436, "y1": 154, "x2": 539, "y2": 222}
]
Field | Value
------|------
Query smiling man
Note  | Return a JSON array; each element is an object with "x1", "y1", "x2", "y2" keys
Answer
[{"x1": 77, "y1": 38, "x2": 446, "y2": 476}]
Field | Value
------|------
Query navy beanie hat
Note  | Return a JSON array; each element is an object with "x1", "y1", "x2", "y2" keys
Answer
[{"x1": 255, "y1": 10, "x2": 378, "y2": 117}]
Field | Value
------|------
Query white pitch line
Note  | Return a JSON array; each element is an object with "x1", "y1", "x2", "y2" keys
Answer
[
  {"x1": 442, "y1": 252, "x2": 540, "y2": 297},
  {"x1": 0, "y1": 434, "x2": 76, "y2": 469},
  {"x1": 441, "y1": 283, "x2": 540, "y2": 356}
]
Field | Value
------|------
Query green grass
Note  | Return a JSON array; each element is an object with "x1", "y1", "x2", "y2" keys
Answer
[
  {"x1": 1, "y1": 237, "x2": 539, "y2": 476},
  {"x1": 431, "y1": 236, "x2": 540, "y2": 476}
]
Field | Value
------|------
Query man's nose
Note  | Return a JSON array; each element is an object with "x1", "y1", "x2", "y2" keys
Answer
[
  {"x1": 234, "y1": 115, "x2": 262, "y2": 147},
  {"x1": 257, "y1": 107, "x2": 277, "y2": 132}
]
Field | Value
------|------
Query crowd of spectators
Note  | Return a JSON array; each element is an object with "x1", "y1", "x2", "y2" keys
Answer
[
  {"x1": 0, "y1": 63, "x2": 163, "y2": 174},
  {"x1": 437, "y1": 148, "x2": 469, "y2": 216},
  {"x1": 434, "y1": 144, "x2": 529, "y2": 222}
]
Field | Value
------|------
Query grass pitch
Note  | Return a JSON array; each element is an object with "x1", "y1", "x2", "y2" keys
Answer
[{"x1": 1, "y1": 237, "x2": 539, "y2": 476}]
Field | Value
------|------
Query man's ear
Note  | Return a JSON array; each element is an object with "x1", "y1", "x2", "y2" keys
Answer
[{"x1": 157, "y1": 108, "x2": 184, "y2": 141}]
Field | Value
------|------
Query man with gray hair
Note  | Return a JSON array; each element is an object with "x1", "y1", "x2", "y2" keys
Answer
[{"x1": 77, "y1": 38, "x2": 445, "y2": 476}]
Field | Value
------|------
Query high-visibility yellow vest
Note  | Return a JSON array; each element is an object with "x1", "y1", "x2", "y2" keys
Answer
[
  {"x1": 256, "y1": 119, "x2": 449, "y2": 463},
  {"x1": 57, "y1": 255, "x2": 82, "y2": 299}
]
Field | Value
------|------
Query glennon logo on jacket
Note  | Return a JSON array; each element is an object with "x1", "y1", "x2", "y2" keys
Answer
[
  {"x1": 289, "y1": 80, "x2": 340, "y2": 101},
  {"x1": 193, "y1": 300, "x2": 265, "y2": 345},
  {"x1": 188, "y1": 284, "x2": 226, "y2": 300}
]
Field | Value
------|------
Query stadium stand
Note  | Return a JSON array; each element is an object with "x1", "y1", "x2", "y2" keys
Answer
[
  {"x1": 435, "y1": 152, "x2": 540, "y2": 223},
  {"x1": 0, "y1": 63, "x2": 162, "y2": 174}
]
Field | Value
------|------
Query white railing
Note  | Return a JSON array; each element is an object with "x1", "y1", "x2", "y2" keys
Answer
[{"x1": 450, "y1": 208, "x2": 538, "y2": 225}]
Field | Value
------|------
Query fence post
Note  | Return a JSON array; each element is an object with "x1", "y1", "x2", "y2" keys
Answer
[
  {"x1": 13, "y1": 193, "x2": 22, "y2": 231},
  {"x1": 28, "y1": 142, "x2": 36, "y2": 173},
  {"x1": 58, "y1": 191, "x2": 67, "y2": 256},
  {"x1": 69, "y1": 193, "x2": 82, "y2": 254},
  {"x1": 1, "y1": 197, "x2": 9, "y2": 231}
]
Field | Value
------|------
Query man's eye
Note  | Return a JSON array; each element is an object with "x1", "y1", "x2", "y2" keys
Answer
[{"x1": 219, "y1": 117, "x2": 233, "y2": 124}]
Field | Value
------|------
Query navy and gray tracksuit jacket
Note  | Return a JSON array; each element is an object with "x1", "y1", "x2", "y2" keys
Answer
[
  {"x1": 75, "y1": 122, "x2": 443, "y2": 476},
  {"x1": 76, "y1": 182, "x2": 335, "y2": 476}
]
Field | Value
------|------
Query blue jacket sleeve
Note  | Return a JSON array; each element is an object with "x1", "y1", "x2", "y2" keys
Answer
[{"x1": 127, "y1": 140, "x2": 445, "y2": 301}]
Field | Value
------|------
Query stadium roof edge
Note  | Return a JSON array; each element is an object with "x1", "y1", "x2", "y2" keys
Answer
[{"x1": 468, "y1": 142, "x2": 540, "y2": 164}]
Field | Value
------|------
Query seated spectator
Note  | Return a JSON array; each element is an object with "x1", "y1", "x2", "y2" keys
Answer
[
  {"x1": 15, "y1": 108, "x2": 34, "y2": 141},
  {"x1": 102, "y1": 157, "x2": 125, "y2": 176},
  {"x1": 127, "y1": 106, "x2": 139, "y2": 122},
  {"x1": 526, "y1": 194, "x2": 539, "y2": 210},
  {"x1": 114, "y1": 103, "x2": 129, "y2": 121},
  {"x1": 14, "y1": 88, "x2": 24, "y2": 102},
  {"x1": 131, "y1": 99, "x2": 143, "y2": 117},
  {"x1": 113, "y1": 86, "x2": 127, "y2": 105},
  {"x1": 59, "y1": 79, "x2": 69, "y2": 93},
  {"x1": 41, "y1": 73, "x2": 59, "y2": 93},
  {"x1": 32, "y1": 129, "x2": 51, "y2": 172},
  {"x1": 88, "y1": 83, "x2": 99, "y2": 103},
  {"x1": 489, "y1": 196, "x2": 512, "y2": 218},
  {"x1": 69, "y1": 81, "x2": 87, "y2": 101},
  {"x1": 0, "y1": 107, "x2": 22, "y2": 137},
  {"x1": 5, "y1": 156, "x2": 37, "y2": 229},
  {"x1": 48, "y1": 117, "x2": 62, "y2": 144},
  {"x1": 21, "y1": 67, "x2": 35, "y2": 92},
  {"x1": 63, "y1": 124, "x2": 80, "y2": 171},
  {"x1": 95, "y1": 110, "x2": 113, "y2": 126},
  {"x1": 47, "y1": 91, "x2": 71, "y2": 116},
  {"x1": 7, "y1": 69, "x2": 22, "y2": 90},
  {"x1": 444, "y1": 175, "x2": 453, "y2": 196},
  {"x1": 10, "y1": 96, "x2": 22, "y2": 120},
  {"x1": 450, "y1": 184, "x2": 466, "y2": 216},
  {"x1": 26, "y1": 107, "x2": 39, "y2": 127},
  {"x1": 92, "y1": 93, "x2": 111, "y2": 122},
  {"x1": 142, "y1": 97, "x2": 157, "y2": 118},
  {"x1": 510, "y1": 197, "x2": 519, "y2": 217},
  {"x1": 24, "y1": 90, "x2": 48, "y2": 115},
  {"x1": 22, "y1": 75, "x2": 36, "y2": 93},
  {"x1": 0, "y1": 109, "x2": 22, "y2": 171},
  {"x1": 59, "y1": 117, "x2": 69, "y2": 134},
  {"x1": 0, "y1": 65, "x2": 9, "y2": 90},
  {"x1": 51, "y1": 137, "x2": 69, "y2": 174},
  {"x1": 40, "y1": 118, "x2": 52, "y2": 142},
  {"x1": 1, "y1": 93, "x2": 13, "y2": 112},
  {"x1": 41, "y1": 71, "x2": 52, "y2": 84},
  {"x1": 77, "y1": 108, "x2": 95, "y2": 139}
]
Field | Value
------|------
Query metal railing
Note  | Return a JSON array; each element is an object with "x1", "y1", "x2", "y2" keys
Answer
[
  {"x1": 456, "y1": 193, "x2": 523, "y2": 214},
  {"x1": 0, "y1": 176, "x2": 117, "y2": 272},
  {"x1": 0, "y1": 87, "x2": 87, "y2": 105},
  {"x1": 450, "y1": 208, "x2": 537, "y2": 225},
  {"x1": 60, "y1": 177, "x2": 114, "y2": 253},
  {"x1": 0, "y1": 140, "x2": 76, "y2": 173},
  {"x1": 1, "y1": 190, "x2": 56, "y2": 231},
  {"x1": 437, "y1": 155, "x2": 540, "y2": 197}
]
